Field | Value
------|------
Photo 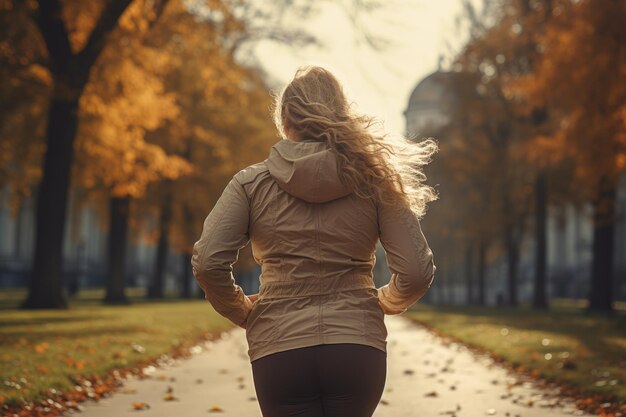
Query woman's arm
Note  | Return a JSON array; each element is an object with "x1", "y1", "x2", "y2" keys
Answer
[
  {"x1": 376, "y1": 202, "x2": 436, "y2": 314},
  {"x1": 191, "y1": 176, "x2": 254, "y2": 328}
]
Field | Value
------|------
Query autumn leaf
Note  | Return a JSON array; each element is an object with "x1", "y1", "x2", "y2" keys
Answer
[
  {"x1": 208, "y1": 405, "x2": 224, "y2": 412},
  {"x1": 35, "y1": 365, "x2": 49, "y2": 374},
  {"x1": 34, "y1": 342, "x2": 49, "y2": 353},
  {"x1": 163, "y1": 393, "x2": 178, "y2": 401},
  {"x1": 131, "y1": 402, "x2": 150, "y2": 410}
]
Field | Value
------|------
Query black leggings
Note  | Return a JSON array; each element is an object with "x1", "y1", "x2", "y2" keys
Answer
[{"x1": 251, "y1": 343, "x2": 387, "y2": 417}]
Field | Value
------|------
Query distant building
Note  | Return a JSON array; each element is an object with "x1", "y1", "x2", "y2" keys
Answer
[
  {"x1": 405, "y1": 70, "x2": 626, "y2": 306},
  {"x1": 0, "y1": 185, "x2": 176, "y2": 292},
  {"x1": 404, "y1": 71, "x2": 457, "y2": 137},
  {"x1": 0, "y1": 185, "x2": 247, "y2": 295}
]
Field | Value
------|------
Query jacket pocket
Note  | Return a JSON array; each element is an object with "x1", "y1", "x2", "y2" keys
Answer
[{"x1": 245, "y1": 300, "x2": 278, "y2": 344}]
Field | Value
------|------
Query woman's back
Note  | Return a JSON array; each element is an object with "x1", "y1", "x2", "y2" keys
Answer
[
  {"x1": 192, "y1": 137, "x2": 436, "y2": 363},
  {"x1": 244, "y1": 137, "x2": 384, "y2": 362}
]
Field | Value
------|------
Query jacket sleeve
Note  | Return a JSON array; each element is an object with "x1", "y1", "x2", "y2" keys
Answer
[
  {"x1": 191, "y1": 176, "x2": 254, "y2": 327},
  {"x1": 376, "y1": 201, "x2": 436, "y2": 314}
]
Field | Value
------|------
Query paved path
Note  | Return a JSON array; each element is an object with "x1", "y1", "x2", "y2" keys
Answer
[{"x1": 76, "y1": 316, "x2": 593, "y2": 417}]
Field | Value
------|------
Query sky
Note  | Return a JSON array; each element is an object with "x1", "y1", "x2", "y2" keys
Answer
[{"x1": 252, "y1": 0, "x2": 476, "y2": 136}]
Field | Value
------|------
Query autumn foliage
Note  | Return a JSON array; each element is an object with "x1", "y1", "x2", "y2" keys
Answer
[{"x1": 426, "y1": 0, "x2": 625, "y2": 313}]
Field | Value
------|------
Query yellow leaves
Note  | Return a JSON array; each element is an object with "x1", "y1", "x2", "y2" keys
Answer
[
  {"x1": 81, "y1": 58, "x2": 179, "y2": 130},
  {"x1": 118, "y1": 0, "x2": 156, "y2": 34},
  {"x1": 61, "y1": 1, "x2": 105, "y2": 53},
  {"x1": 75, "y1": 37, "x2": 191, "y2": 198},
  {"x1": 76, "y1": 124, "x2": 193, "y2": 198},
  {"x1": 26, "y1": 64, "x2": 52, "y2": 86}
]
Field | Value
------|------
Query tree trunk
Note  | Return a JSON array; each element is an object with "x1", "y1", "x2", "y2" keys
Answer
[
  {"x1": 148, "y1": 201, "x2": 172, "y2": 299},
  {"x1": 533, "y1": 171, "x2": 549, "y2": 309},
  {"x1": 587, "y1": 174, "x2": 617, "y2": 314},
  {"x1": 21, "y1": 95, "x2": 79, "y2": 309},
  {"x1": 502, "y1": 188, "x2": 520, "y2": 308},
  {"x1": 22, "y1": 0, "x2": 135, "y2": 309},
  {"x1": 465, "y1": 243, "x2": 474, "y2": 305},
  {"x1": 104, "y1": 196, "x2": 131, "y2": 304},
  {"x1": 180, "y1": 252, "x2": 192, "y2": 298},
  {"x1": 477, "y1": 240, "x2": 487, "y2": 306},
  {"x1": 505, "y1": 228, "x2": 519, "y2": 307}
]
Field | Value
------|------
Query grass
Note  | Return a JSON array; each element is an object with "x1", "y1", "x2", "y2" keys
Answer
[
  {"x1": 0, "y1": 288, "x2": 234, "y2": 407},
  {"x1": 2, "y1": 288, "x2": 625, "y2": 410},
  {"x1": 405, "y1": 301, "x2": 626, "y2": 404}
]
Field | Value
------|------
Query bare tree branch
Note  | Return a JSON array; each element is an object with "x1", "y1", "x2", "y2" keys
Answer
[{"x1": 77, "y1": 0, "x2": 134, "y2": 71}]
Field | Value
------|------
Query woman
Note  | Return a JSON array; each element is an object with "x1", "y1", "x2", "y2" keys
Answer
[{"x1": 191, "y1": 65, "x2": 438, "y2": 417}]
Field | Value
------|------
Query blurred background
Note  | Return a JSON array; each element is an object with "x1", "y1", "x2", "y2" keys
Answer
[
  {"x1": 0, "y1": 0, "x2": 624, "y2": 314},
  {"x1": 1, "y1": 1, "x2": 625, "y2": 413}
]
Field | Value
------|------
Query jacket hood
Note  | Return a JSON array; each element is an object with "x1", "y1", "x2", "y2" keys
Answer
[{"x1": 264, "y1": 138, "x2": 352, "y2": 203}]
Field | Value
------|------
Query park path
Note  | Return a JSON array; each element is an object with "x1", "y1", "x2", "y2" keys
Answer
[{"x1": 75, "y1": 315, "x2": 593, "y2": 417}]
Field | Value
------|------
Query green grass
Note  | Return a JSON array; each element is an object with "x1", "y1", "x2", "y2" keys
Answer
[
  {"x1": 405, "y1": 302, "x2": 626, "y2": 403},
  {"x1": 0, "y1": 289, "x2": 233, "y2": 407}
]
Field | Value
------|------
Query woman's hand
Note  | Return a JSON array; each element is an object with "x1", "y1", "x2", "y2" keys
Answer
[
  {"x1": 239, "y1": 293, "x2": 260, "y2": 329},
  {"x1": 376, "y1": 288, "x2": 406, "y2": 315}
]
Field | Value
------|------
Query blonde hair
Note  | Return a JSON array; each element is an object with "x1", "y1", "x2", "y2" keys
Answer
[{"x1": 272, "y1": 65, "x2": 439, "y2": 219}]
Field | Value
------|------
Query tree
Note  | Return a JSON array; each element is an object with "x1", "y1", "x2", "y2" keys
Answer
[
  {"x1": 515, "y1": 0, "x2": 626, "y2": 313},
  {"x1": 19, "y1": 0, "x2": 172, "y2": 309},
  {"x1": 446, "y1": 0, "x2": 588, "y2": 309},
  {"x1": 72, "y1": 1, "x2": 191, "y2": 303}
]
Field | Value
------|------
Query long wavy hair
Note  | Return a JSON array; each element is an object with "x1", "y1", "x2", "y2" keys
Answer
[{"x1": 272, "y1": 65, "x2": 439, "y2": 219}]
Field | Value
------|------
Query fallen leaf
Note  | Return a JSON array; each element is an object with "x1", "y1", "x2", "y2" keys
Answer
[
  {"x1": 425, "y1": 391, "x2": 439, "y2": 397},
  {"x1": 34, "y1": 342, "x2": 49, "y2": 353},
  {"x1": 132, "y1": 402, "x2": 150, "y2": 410},
  {"x1": 163, "y1": 393, "x2": 177, "y2": 401},
  {"x1": 208, "y1": 405, "x2": 224, "y2": 412}
]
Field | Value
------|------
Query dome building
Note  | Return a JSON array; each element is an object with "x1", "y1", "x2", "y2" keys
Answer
[{"x1": 404, "y1": 71, "x2": 457, "y2": 138}]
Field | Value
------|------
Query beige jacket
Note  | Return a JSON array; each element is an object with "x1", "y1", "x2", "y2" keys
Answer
[{"x1": 191, "y1": 138, "x2": 436, "y2": 362}]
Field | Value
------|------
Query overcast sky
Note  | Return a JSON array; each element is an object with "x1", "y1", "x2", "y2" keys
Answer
[{"x1": 252, "y1": 0, "x2": 475, "y2": 136}]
